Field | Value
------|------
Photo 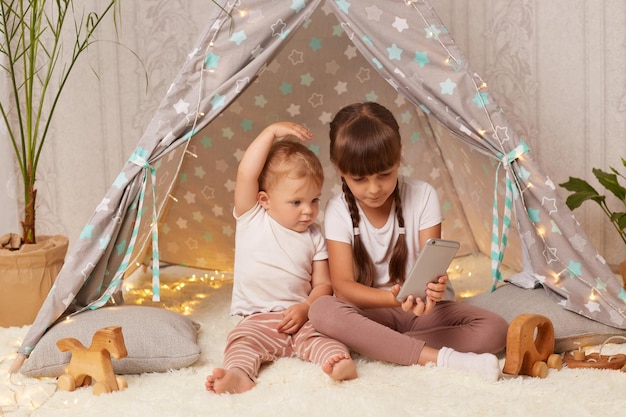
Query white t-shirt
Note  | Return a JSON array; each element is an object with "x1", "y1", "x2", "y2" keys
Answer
[
  {"x1": 230, "y1": 203, "x2": 328, "y2": 316},
  {"x1": 324, "y1": 176, "x2": 442, "y2": 289}
]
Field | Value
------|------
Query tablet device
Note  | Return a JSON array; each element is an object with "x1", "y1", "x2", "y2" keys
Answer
[{"x1": 396, "y1": 238, "x2": 460, "y2": 302}]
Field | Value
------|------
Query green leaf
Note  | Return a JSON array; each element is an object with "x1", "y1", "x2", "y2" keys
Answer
[
  {"x1": 559, "y1": 177, "x2": 605, "y2": 210},
  {"x1": 613, "y1": 212, "x2": 626, "y2": 230},
  {"x1": 593, "y1": 168, "x2": 626, "y2": 202}
]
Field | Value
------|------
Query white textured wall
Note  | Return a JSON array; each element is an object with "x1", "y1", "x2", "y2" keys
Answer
[{"x1": 3, "y1": 0, "x2": 625, "y2": 265}]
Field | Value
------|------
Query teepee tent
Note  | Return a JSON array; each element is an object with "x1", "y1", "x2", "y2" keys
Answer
[{"x1": 17, "y1": 0, "x2": 626, "y2": 358}]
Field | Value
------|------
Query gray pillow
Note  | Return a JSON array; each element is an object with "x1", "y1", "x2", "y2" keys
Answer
[
  {"x1": 20, "y1": 305, "x2": 201, "y2": 378},
  {"x1": 463, "y1": 283, "x2": 626, "y2": 353}
]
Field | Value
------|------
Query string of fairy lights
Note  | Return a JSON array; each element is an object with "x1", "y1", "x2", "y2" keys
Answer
[
  {"x1": 2, "y1": 0, "x2": 622, "y2": 413},
  {"x1": 407, "y1": 0, "x2": 620, "y2": 309}
]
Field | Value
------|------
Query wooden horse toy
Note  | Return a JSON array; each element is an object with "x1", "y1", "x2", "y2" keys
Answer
[
  {"x1": 56, "y1": 326, "x2": 128, "y2": 395},
  {"x1": 503, "y1": 313, "x2": 562, "y2": 378}
]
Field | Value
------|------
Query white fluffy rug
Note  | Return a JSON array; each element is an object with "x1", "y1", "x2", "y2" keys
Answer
[{"x1": 2, "y1": 262, "x2": 626, "y2": 417}]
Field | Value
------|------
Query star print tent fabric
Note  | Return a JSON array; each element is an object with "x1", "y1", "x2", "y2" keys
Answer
[{"x1": 17, "y1": 0, "x2": 626, "y2": 357}]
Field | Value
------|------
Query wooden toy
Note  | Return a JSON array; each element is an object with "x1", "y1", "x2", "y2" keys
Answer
[
  {"x1": 563, "y1": 336, "x2": 626, "y2": 371},
  {"x1": 56, "y1": 326, "x2": 128, "y2": 395},
  {"x1": 503, "y1": 313, "x2": 562, "y2": 378}
]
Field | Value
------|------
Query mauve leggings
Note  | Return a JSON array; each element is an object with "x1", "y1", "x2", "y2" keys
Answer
[{"x1": 309, "y1": 295, "x2": 508, "y2": 365}]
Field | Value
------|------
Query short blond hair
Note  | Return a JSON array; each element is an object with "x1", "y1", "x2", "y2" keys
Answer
[{"x1": 258, "y1": 139, "x2": 324, "y2": 192}]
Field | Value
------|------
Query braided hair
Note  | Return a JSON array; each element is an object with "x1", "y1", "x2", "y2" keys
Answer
[{"x1": 329, "y1": 103, "x2": 408, "y2": 287}]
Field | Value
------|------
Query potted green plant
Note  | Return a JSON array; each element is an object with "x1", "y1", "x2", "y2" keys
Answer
[
  {"x1": 0, "y1": 0, "x2": 121, "y2": 326},
  {"x1": 559, "y1": 157, "x2": 626, "y2": 284}
]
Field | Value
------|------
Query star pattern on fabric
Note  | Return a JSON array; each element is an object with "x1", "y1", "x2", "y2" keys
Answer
[
  {"x1": 527, "y1": 207, "x2": 540, "y2": 222},
  {"x1": 211, "y1": 205, "x2": 224, "y2": 217},
  {"x1": 215, "y1": 160, "x2": 228, "y2": 173},
  {"x1": 200, "y1": 135, "x2": 212, "y2": 148},
  {"x1": 585, "y1": 300, "x2": 601, "y2": 313},
  {"x1": 332, "y1": 24, "x2": 344, "y2": 37},
  {"x1": 224, "y1": 179, "x2": 236, "y2": 193},
  {"x1": 205, "y1": 51, "x2": 219, "y2": 70},
  {"x1": 541, "y1": 197, "x2": 557, "y2": 214},
  {"x1": 194, "y1": 166, "x2": 206, "y2": 179},
  {"x1": 235, "y1": 77, "x2": 250, "y2": 94},
  {"x1": 542, "y1": 246, "x2": 558, "y2": 264},
  {"x1": 387, "y1": 44, "x2": 403, "y2": 60},
  {"x1": 567, "y1": 261, "x2": 582, "y2": 278},
  {"x1": 288, "y1": 49, "x2": 304, "y2": 65},
  {"x1": 230, "y1": 31, "x2": 247, "y2": 46},
  {"x1": 251, "y1": 44, "x2": 264, "y2": 59},
  {"x1": 493, "y1": 126, "x2": 509, "y2": 143},
  {"x1": 356, "y1": 67, "x2": 370, "y2": 83},
  {"x1": 115, "y1": 240, "x2": 126, "y2": 256},
  {"x1": 174, "y1": 98, "x2": 189, "y2": 114},
  {"x1": 279, "y1": 82, "x2": 293, "y2": 95},
  {"x1": 240, "y1": 119, "x2": 253, "y2": 131},
  {"x1": 309, "y1": 37, "x2": 322, "y2": 51},
  {"x1": 185, "y1": 237, "x2": 198, "y2": 250},
  {"x1": 334, "y1": 81, "x2": 348, "y2": 94},
  {"x1": 308, "y1": 93, "x2": 323, "y2": 107},
  {"x1": 318, "y1": 111, "x2": 333, "y2": 124},
  {"x1": 80, "y1": 224, "x2": 94, "y2": 239},
  {"x1": 221, "y1": 127, "x2": 234, "y2": 140},
  {"x1": 393, "y1": 17, "x2": 409, "y2": 32},
  {"x1": 344, "y1": 45, "x2": 358, "y2": 60},
  {"x1": 365, "y1": 90, "x2": 379, "y2": 102},
  {"x1": 414, "y1": 50, "x2": 430, "y2": 67},
  {"x1": 335, "y1": 0, "x2": 350, "y2": 14},
  {"x1": 291, "y1": 0, "x2": 306, "y2": 13},
  {"x1": 595, "y1": 277, "x2": 608, "y2": 292},
  {"x1": 569, "y1": 234, "x2": 586, "y2": 252},
  {"x1": 365, "y1": 5, "x2": 382, "y2": 21},
  {"x1": 96, "y1": 198, "x2": 111, "y2": 213},
  {"x1": 271, "y1": 19, "x2": 287, "y2": 37},
  {"x1": 99, "y1": 236, "x2": 110, "y2": 250},
  {"x1": 301, "y1": 73, "x2": 314, "y2": 86},
  {"x1": 424, "y1": 25, "x2": 441, "y2": 40},
  {"x1": 176, "y1": 217, "x2": 188, "y2": 229},
  {"x1": 210, "y1": 93, "x2": 226, "y2": 110},
  {"x1": 287, "y1": 103, "x2": 301, "y2": 116},
  {"x1": 326, "y1": 59, "x2": 340, "y2": 75},
  {"x1": 254, "y1": 95, "x2": 268, "y2": 108},
  {"x1": 440, "y1": 78, "x2": 456, "y2": 95},
  {"x1": 472, "y1": 92, "x2": 489, "y2": 108},
  {"x1": 201, "y1": 186, "x2": 215, "y2": 200},
  {"x1": 192, "y1": 211, "x2": 204, "y2": 223}
]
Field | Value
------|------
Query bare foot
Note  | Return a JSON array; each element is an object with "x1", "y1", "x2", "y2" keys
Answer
[
  {"x1": 205, "y1": 367, "x2": 255, "y2": 394},
  {"x1": 322, "y1": 353, "x2": 358, "y2": 381}
]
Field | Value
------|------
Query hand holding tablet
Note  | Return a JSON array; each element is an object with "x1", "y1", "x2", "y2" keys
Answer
[{"x1": 396, "y1": 238, "x2": 460, "y2": 303}]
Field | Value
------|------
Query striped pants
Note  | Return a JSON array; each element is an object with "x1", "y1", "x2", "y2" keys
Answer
[{"x1": 223, "y1": 312, "x2": 350, "y2": 380}]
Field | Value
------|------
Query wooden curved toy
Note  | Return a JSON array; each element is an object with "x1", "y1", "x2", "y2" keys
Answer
[
  {"x1": 563, "y1": 335, "x2": 626, "y2": 371},
  {"x1": 503, "y1": 313, "x2": 562, "y2": 378},
  {"x1": 56, "y1": 326, "x2": 128, "y2": 395}
]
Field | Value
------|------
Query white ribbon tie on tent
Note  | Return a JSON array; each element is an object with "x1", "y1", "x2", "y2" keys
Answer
[{"x1": 491, "y1": 142, "x2": 530, "y2": 291}]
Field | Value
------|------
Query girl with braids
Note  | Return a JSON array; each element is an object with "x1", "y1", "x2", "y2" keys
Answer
[{"x1": 309, "y1": 102, "x2": 508, "y2": 382}]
